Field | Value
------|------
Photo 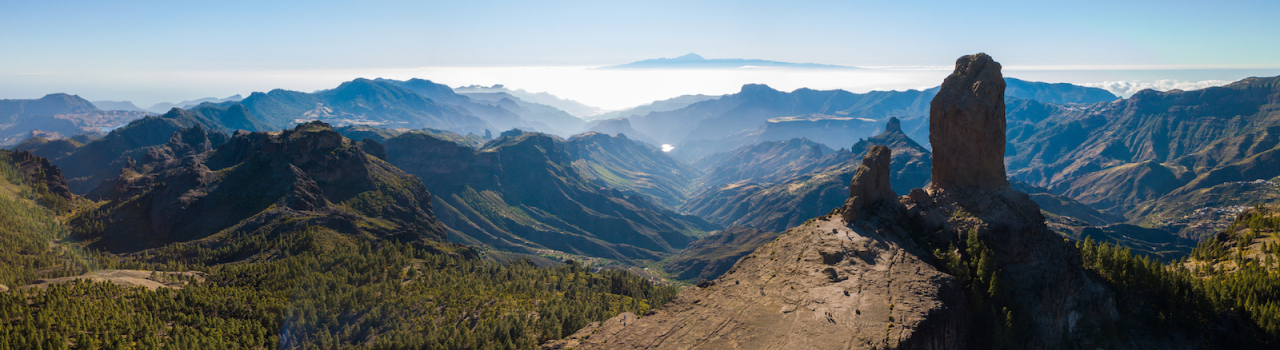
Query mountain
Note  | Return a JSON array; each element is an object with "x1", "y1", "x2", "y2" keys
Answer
[
  {"x1": 565, "y1": 131, "x2": 701, "y2": 209},
  {"x1": 691, "y1": 137, "x2": 842, "y2": 190},
  {"x1": 460, "y1": 90, "x2": 586, "y2": 135},
  {"x1": 661, "y1": 226, "x2": 779, "y2": 282},
  {"x1": 1007, "y1": 75, "x2": 1280, "y2": 240},
  {"x1": 584, "y1": 118, "x2": 659, "y2": 146},
  {"x1": 1004, "y1": 77, "x2": 1118, "y2": 105},
  {"x1": 1, "y1": 93, "x2": 98, "y2": 118},
  {"x1": 146, "y1": 94, "x2": 243, "y2": 113},
  {"x1": 74, "y1": 121, "x2": 448, "y2": 253},
  {"x1": 381, "y1": 129, "x2": 717, "y2": 263},
  {"x1": 238, "y1": 78, "x2": 494, "y2": 134},
  {"x1": 625, "y1": 78, "x2": 1116, "y2": 159},
  {"x1": 588, "y1": 94, "x2": 720, "y2": 122},
  {"x1": 454, "y1": 84, "x2": 603, "y2": 117},
  {"x1": 0, "y1": 149, "x2": 82, "y2": 289},
  {"x1": 0, "y1": 93, "x2": 148, "y2": 145},
  {"x1": 14, "y1": 104, "x2": 271, "y2": 194},
  {"x1": 553, "y1": 53, "x2": 1194, "y2": 350},
  {"x1": 604, "y1": 53, "x2": 857, "y2": 70},
  {"x1": 682, "y1": 119, "x2": 931, "y2": 232},
  {"x1": 90, "y1": 100, "x2": 144, "y2": 111}
]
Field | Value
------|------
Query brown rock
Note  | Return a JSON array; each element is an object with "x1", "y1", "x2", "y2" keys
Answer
[
  {"x1": 928, "y1": 53, "x2": 1009, "y2": 190},
  {"x1": 885, "y1": 116, "x2": 902, "y2": 133},
  {"x1": 842, "y1": 145, "x2": 897, "y2": 222},
  {"x1": 542, "y1": 215, "x2": 968, "y2": 350}
]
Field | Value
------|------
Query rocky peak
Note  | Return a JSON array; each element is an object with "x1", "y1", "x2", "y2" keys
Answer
[
  {"x1": 929, "y1": 53, "x2": 1009, "y2": 190},
  {"x1": 6, "y1": 150, "x2": 75, "y2": 202},
  {"x1": 885, "y1": 116, "x2": 902, "y2": 133},
  {"x1": 841, "y1": 145, "x2": 898, "y2": 222}
]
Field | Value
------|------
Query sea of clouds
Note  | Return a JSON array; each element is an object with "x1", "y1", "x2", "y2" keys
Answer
[{"x1": 1081, "y1": 80, "x2": 1233, "y2": 98}]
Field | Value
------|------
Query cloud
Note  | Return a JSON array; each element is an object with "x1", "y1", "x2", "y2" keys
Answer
[{"x1": 1081, "y1": 79, "x2": 1232, "y2": 98}]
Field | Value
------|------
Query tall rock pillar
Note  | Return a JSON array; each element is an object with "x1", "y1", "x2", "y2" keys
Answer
[{"x1": 928, "y1": 53, "x2": 1009, "y2": 190}]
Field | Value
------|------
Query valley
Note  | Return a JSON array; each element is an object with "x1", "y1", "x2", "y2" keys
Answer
[{"x1": 2, "y1": 53, "x2": 1279, "y2": 348}]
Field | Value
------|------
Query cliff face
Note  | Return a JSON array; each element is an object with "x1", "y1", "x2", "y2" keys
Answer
[
  {"x1": 930, "y1": 53, "x2": 1009, "y2": 190},
  {"x1": 548, "y1": 53, "x2": 1120, "y2": 350}
]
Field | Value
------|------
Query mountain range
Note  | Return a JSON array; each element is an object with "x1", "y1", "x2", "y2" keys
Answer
[
  {"x1": 454, "y1": 84, "x2": 604, "y2": 117},
  {"x1": 0, "y1": 93, "x2": 150, "y2": 146},
  {"x1": 7, "y1": 60, "x2": 1280, "y2": 348}
]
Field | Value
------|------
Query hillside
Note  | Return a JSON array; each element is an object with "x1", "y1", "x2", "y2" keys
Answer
[
  {"x1": 660, "y1": 226, "x2": 779, "y2": 282},
  {"x1": 0, "y1": 149, "x2": 82, "y2": 288},
  {"x1": 1008, "y1": 75, "x2": 1280, "y2": 239},
  {"x1": 683, "y1": 119, "x2": 931, "y2": 232},
  {"x1": 565, "y1": 131, "x2": 701, "y2": 209},
  {"x1": 0, "y1": 127, "x2": 678, "y2": 349},
  {"x1": 691, "y1": 137, "x2": 843, "y2": 190},
  {"x1": 12, "y1": 105, "x2": 271, "y2": 194},
  {"x1": 71, "y1": 121, "x2": 448, "y2": 253},
  {"x1": 382, "y1": 129, "x2": 716, "y2": 263}
]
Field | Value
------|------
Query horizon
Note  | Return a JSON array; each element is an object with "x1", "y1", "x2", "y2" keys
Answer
[
  {"x1": 6, "y1": 63, "x2": 1280, "y2": 112},
  {"x1": 3, "y1": 0, "x2": 1279, "y2": 110}
]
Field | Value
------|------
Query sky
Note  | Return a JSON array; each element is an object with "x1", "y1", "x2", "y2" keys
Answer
[{"x1": 2, "y1": 0, "x2": 1279, "y2": 110}]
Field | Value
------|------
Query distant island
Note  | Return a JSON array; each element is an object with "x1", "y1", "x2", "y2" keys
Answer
[{"x1": 602, "y1": 53, "x2": 858, "y2": 69}]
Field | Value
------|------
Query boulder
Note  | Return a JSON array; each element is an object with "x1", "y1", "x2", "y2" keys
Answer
[{"x1": 929, "y1": 53, "x2": 1009, "y2": 190}]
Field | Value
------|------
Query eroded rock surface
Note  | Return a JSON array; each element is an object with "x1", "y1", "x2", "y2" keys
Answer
[
  {"x1": 546, "y1": 211, "x2": 966, "y2": 349},
  {"x1": 929, "y1": 53, "x2": 1008, "y2": 190}
]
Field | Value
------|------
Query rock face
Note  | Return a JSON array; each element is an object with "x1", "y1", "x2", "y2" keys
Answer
[
  {"x1": 842, "y1": 145, "x2": 896, "y2": 222},
  {"x1": 929, "y1": 53, "x2": 1009, "y2": 190}
]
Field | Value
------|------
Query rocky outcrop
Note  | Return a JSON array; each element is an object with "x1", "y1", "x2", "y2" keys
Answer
[
  {"x1": 929, "y1": 53, "x2": 1009, "y2": 190},
  {"x1": 550, "y1": 53, "x2": 1121, "y2": 350},
  {"x1": 545, "y1": 211, "x2": 967, "y2": 349},
  {"x1": 842, "y1": 145, "x2": 897, "y2": 222},
  {"x1": 7, "y1": 150, "x2": 75, "y2": 202},
  {"x1": 885, "y1": 116, "x2": 902, "y2": 133},
  {"x1": 75, "y1": 121, "x2": 449, "y2": 252}
]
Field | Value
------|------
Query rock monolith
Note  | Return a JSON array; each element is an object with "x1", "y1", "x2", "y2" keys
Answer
[{"x1": 929, "y1": 53, "x2": 1009, "y2": 190}]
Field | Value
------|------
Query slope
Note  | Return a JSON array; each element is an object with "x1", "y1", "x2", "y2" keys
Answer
[
  {"x1": 72, "y1": 121, "x2": 448, "y2": 253},
  {"x1": 382, "y1": 129, "x2": 717, "y2": 263},
  {"x1": 565, "y1": 131, "x2": 702, "y2": 209},
  {"x1": 682, "y1": 119, "x2": 931, "y2": 232}
]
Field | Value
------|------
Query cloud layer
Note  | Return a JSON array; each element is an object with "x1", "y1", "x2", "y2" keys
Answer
[{"x1": 1082, "y1": 79, "x2": 1232, "y2": 98}]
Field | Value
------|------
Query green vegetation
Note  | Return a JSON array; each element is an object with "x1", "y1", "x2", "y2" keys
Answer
[
  {"x1": 0, "y1": 225, "x2": 679, "y2": 349},
  {"x1": 0, "y1": 157, "x2": 78, "y2": 288},
  {"x1": 933, "y1": 230, "x2": 1023, "y2": 349},
  {"x1": 1075, "y1": 204, "x2": 1280, "y2": 346},
  {"x1": 0, "y1": 144, "x2": 681, "y2": 349}
]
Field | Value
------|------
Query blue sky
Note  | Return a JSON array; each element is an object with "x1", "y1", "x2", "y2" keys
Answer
[{"x1": 2, "y1": 0, "x2": 1279, "y2": 108}]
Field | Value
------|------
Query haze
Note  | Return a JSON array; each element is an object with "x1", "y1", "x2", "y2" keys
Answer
[{"x1": 3, "y1": 0, "x2": 1279, "y2": 109}]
